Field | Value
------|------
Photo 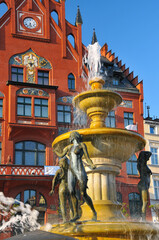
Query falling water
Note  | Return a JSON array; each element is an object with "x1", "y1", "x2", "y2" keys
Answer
[
  {"x1": 0, "y1": 192, "x2": 40, "y2": 236},
  {"x1": 83, "y1": 42, "x2": 102, "y2": 87},
  {"x1": 73, "y1": 42, "x2": 103, "y2": 127}
]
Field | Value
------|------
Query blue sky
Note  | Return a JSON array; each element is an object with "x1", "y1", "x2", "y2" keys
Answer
[
  {"x1": 0, "y1": 0, "x2": 158, "y2": 118},
  {"x1": 65, "y1": 0, "x2": 159, "y2": 118}
]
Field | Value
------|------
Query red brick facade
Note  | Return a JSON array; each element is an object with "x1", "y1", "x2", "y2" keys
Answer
[{"x1": 0, "y1": 0, "x2": 151, "y2": 237}]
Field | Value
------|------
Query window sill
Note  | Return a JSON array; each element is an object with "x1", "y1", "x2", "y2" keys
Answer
[
  {"x1": 127, "y1": 174, "x2": 139, "y2": 178},
  {"x1": 69, "y1": 89, "x2": 77, "y2": 92},
  {"x1": 149, "y1": 164, "x2": 159, "y2": 167},
  {"x1": 17, "y1": 116, "x2": 50, "y2": 121}
]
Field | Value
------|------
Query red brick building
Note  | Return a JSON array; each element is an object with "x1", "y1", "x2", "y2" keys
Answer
[{"x1": 0, "y1": 0, "x2": 151, "y2": 237}]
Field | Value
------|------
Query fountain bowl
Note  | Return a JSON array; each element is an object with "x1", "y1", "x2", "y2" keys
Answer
[
  {"x1": 52, "y1": 127, "x2": 146, "y2": 169},
  {"x1": 73, "y1": 88, "x2": 122, "y2": 128}
]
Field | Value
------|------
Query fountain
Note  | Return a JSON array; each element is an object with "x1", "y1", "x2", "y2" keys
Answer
[{"x1": 46, "y1": 43, "x2": 158, "y2": 239}]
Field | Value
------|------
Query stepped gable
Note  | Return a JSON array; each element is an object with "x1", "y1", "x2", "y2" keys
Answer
[{"x1": 101, "y1": 43, "x2": 141, "y2": 90}]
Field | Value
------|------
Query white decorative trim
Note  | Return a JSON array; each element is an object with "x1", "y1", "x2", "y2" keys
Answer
[
  {"x1": 16, "y1": 0, "x2": 26, "y2": 10},
  {"x1": 50, "y1": 23, "x2": 61, "y2": 39},
  {"x1": 17, "y1": 11, "x2": 43, "y2": 36},
  {"x1": 66, "y1": 47, "x2": 77, "y2": 62},
  {"x1": 33, "y1": 0, "x2": 44, "y2": 15},
  {"x1": 0, "y1": 17, "x2": 10, "y2": 29}
]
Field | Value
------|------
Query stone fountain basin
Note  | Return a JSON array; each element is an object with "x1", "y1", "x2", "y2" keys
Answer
[
  {"x1": 73, "y1": 89, "x2": 122, "y2": 114},
  {"x1": 52, "y1": 128, "x2": 145, "y2": 166}
]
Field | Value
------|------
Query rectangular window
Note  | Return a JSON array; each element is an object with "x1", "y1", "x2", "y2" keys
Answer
[
  {"x1": 17, "y1": 97, "x2": 31, "y2": 116},
  {"x1": 57, "y1": 105, "x2": 71, "y2": 123},
  {"x1": 113, "y1": 79, "x2": 119, "y2": 86},
  {"x1": 151, "y1": 147, "x2": 158, "y2": 165},
  {"x1": 150, "y1": 126, "x2": 155, "y2": 134},
  {"x1": 0, "y1": 142, "x2": 1, "y2": 164},
  {"x1": 120, "y1": 100, "x2": 132, "y2": 108},
  {"x1": 0, "y1": 123, "x2": 2, "y2": 136},
  {"x1": 38, "y1": 70, "x2": 49, "y2": 85},
  {"x1": 124, "y1": 112, "x2": 133, "y2": 127},
  {"x1": 105, "y1": 111, "x2": 115, "y2": 128},
  {"x1": 126, "y1": 154, "x2": 138, "y2": 175},
  {"x1": 11, "y1": 67, "x2": 23, "y2": 82},
  {"x1": 154, "y1": 180, "x2": 159, "y2": 199},
  {"x1": 34, "y1": 98, "x2": 48, "y2": 118},
  {"x1": 0, "y1": 99, "x2": 3, "y2": 118}
]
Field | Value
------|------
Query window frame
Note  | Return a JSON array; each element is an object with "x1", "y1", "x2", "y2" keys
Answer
[
  {"x1": 37, "y1": 70, "x2": 49, "y2": 86},
  {"x1": 112, "y1": 78, "x2": 119, "y2": 86},
  {"x1": 11, "y1": 66, "x2": 23, "y2": 83},
  {"x1": 68, "y1": 73, "x2": 75, "y2": 90},
  {"x1": 126, "y1": 154, "x2": 138, "y2": 175},
  {"x1": 129, "y1": 192, "x2": 141, "y2": 219},
  {"x1": 150, "y1": 125, "x2": 155, "y2": 134},
  {"x1": 57, "y1": 104, "x2": 71, "y2": 124},
  {"x1": 151, "y1": 147, "x2": 158, "y2": 165},
  {"x1": 0, "y1": 142, "x2": 2, "y2": 164},
  {"x1": 0, "y1": 98, "x2": 3, "y2": 118},
  {"x1": 154, "y1": 180, "x2": 159, "y2": 200},
  {"x1": 15, "y1": 141, "x2": 46, "y2": 166},
  {"x1": 34, "y1": 98, "x2": 48, "y2": 118},
  {"x1": 105, "y1": 110, "x2": 116, "y2": 128},
  {"x1": 124, "y1": 112, "x2": 133, "y2": 127},
  {"x1": 17, "y1": 95, "x2": 49, "y2": 119},
  {"x1": 17, "y1": 96, "x2": 32, "y2": 117}
]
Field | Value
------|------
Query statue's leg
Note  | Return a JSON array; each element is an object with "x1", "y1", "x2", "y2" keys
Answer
[
  {"x1": 141, "y1": 190, "x2": 148, "y2": 221},
  {"x1": 80, "y1": 180, "x2": 97, "y2": 221},
  {"x1": 68, "y1": 169, "x2": 79, "y2": 222},
  {"x1": 59, "y1": 185, "x2": 67, "y2": 223}
]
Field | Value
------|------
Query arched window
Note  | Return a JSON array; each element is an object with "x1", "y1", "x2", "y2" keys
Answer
[
  {"x1": 24, "y1": 190, "x2": 36, "y2": 206},
  {"x1": 68, "y1": 73, "x2": 75, "y2": 90},
  {"x1": 15, "y1": 141, "x2": 46, "y2": 166},
  {"x1": 15, "y1": 191, "x2": 47, "y2": 224},
  {"x1": 67, "y1": 34, "x2": 75, "y2": 48},
  {"x1": 129, "y1": 193, "x2": 141, "y2": 219},
  {"x1": 117, "y1": 192, "x2": 122, "y2": 203},
  {"x1": 51, "y1": 11, "x2": 58, "y2": 25},
  {"x1": 0, "y1": 2, "x2": 8, "y2": 18},
  {"x1": 126, "y1": 154, "x2": 138, "y2": 175}
]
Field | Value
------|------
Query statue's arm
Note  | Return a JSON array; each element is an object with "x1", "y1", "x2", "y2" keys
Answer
[
  {"x1": 53, "y1": 146, "x2": 68, "y2": 158},
  {"x1": 81, "y1": 142, "x2": 96, "y2": 169},
  {"x1": 49, "y1": 169, "x2": 61, "y2": 195}
]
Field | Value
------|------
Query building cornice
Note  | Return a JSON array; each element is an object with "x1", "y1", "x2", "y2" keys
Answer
[
  {"x1": 105, "y1": 87, "x2": 140, "y2": 94},
  {"x1": 6, "y1": 81, "x2": 58, "y2": 90}
]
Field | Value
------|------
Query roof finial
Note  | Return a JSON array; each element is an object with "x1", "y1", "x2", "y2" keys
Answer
[
  {"x1": 91, "y1": 28, "x2": 98, "y2": 44},
  {"x1": 75, "y1": 6, "x2": 83, "y2": 26}
]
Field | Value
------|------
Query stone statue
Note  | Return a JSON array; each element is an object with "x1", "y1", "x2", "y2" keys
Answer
[
  {"x1": 53, "y1": 131, "x2": 97, "y2": 222},
  {"x1": 49, "y1": 157, "x2": 73, "y2": 223},
  {"x1": 137, "y1": 151, "x2": 152, "y2": 221}
]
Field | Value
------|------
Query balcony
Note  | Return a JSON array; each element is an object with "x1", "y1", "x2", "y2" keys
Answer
[{"x1": 0, "y1": 165, "x2": 45, "y2": 176}]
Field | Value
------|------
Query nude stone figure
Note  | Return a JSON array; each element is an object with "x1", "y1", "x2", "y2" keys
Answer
[
  {"x1": 53, "y1": 131, "x2": 97, "y2": 222},
  {"x1": 137, "y1": 151, "x2": 152, "y2": 221},
  {"x1": 49, "y1": 157, "x2": 72, "y2": 223}
]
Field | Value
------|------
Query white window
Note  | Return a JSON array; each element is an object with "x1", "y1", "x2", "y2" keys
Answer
[
  {"x1": 154, "y1": 180, "x2": 159, "y2": 199},
  {"x1": 151, "y1": 147, "x2": 158, "y2": 165},
  {"x1": 150, "y1": 125, "x2": 156, "y2": 134}
]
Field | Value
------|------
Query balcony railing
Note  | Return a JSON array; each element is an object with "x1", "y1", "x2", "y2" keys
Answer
[{"x1": 0, "y1": 165, "x2": 45, "y2": 176}]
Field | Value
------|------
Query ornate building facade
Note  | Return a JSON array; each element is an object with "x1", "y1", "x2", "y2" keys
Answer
[
  {"x1": 144, "y1": 116, "x2": 159, "y2": 221},
  {"x1": 0, "y1": 0, "x2": 151, "y2": 237}
]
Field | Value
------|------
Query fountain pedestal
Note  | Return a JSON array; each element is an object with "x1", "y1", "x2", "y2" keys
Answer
[{"x1": 81, "y1": 158, "x2": 123, "y2": 221}]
